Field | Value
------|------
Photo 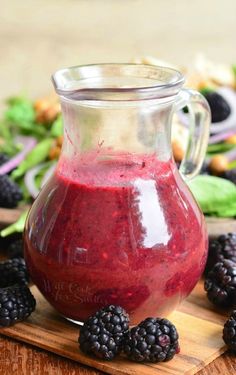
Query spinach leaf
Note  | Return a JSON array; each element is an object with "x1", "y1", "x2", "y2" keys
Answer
[
  {"x1": 232, "y1": 64, "x2": 236, "y2": 79},
  {"x1": 11, "y1": 138, "x2": 54, "y2": 179},
  {"x1": 50, "y1": 115, "x2": 63, "y2": 137},
  {"x1": 5, "y1": 97, "x2": 35, "y2": 128},
  {"x1": 0, "y1": 210, "x2": 28, "y2": 237},
  {"x1": 188, "y1": 175, "x2": 236, "y2": 217},
  {"x1": 207, "y1": 143, "x2": 235, "y2": 155},
  {"x1": 5, "y1": 96, "x2": 46, "y2": 137}
]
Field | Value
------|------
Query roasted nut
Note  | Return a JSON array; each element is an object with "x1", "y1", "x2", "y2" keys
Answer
[
  {"x1": 56, "y1": 136, "x2": 63, "y2": 147},
  {"x1": 172, "y1": 140, "x2": 184, "y2": 162},
  {"x1": 34, "y1": 98, "x2": 49, "y2": 112},
  {"x1": 225, "y1": 135, "x2": 236, "y2": 145},
  {"x1": 209, "y1": 155, "x2": 229, "y2": 175},
  {"x1": 49, "y1": 146, "x2": 61, "y2": 160},
  {"x1": 34, "y1": 96, "x2": 60, "y2": 124}
]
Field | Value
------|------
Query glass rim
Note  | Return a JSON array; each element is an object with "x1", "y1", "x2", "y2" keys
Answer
[{"x1": 52, "y1": 63, "x2": 185, "y2": 101}]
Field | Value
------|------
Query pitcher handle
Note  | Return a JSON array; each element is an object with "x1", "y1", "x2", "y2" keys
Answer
[{"x1": 175, "y1": 88, "x2": 211, "y2": 180}]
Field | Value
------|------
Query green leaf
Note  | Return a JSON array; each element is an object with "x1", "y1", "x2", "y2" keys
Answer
[
  {"x1": 0, "y1": 210, "x2": 28, "y2": 237},
  {"x1": 207, "y1": 143, "x2": 235, "y2": 155},
  {"x1": 232, "y1": 64, "x2": 236, "y2": 79},
  {"x1": 11, "y1": 138, "x2": 54, "y2": 179},
  {"x1": 17, "y1": 176, "x2": 32, "y2": 201},
  {"x1": 200, "y1": 87, "x2": 214, "y2": 95},
  {"x1": 188, "y1": 175, "x2": 236, "y2": 217},
  {"x1": 228, "y1": 160, "x2": 236, "y2": 169},
  {"x1": 4, "y1": 96, "x2": 47, "y2": 138},
  {"x1": 34, "y1": 160, "x2": 55, "y2": 189},
  {"x1": 5, "y1": 97, "x2": 35, "y2": 128},
  {"x1": 50, "y1": 115, "x2": 63, "y2": 137}
]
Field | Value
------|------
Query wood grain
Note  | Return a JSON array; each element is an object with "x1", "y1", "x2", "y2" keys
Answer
[
  {"x1": 0, "y1": 282, "x2": 228, "y2": 375},
  {"x1": 1, "y1": 336, "x2": 236, "y2": 375},
  {"x1": 0, "y1": 336, "x2": 104, "y2": 375},
  {"x1": 206, "y1": 217, "x2": 236, "y2": 238}
]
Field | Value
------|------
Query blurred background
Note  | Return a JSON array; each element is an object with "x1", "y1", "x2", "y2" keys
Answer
[{"x1": 1, "y1": 0, "x2": 236, "y2": 102}]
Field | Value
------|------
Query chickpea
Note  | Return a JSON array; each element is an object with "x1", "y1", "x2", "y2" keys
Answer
[
  {"x1": 56, "y1": 136, "x2": 63, "y2": 147},
  {"x1": 172, "y1": 140, "x2": 184, "y2": 162},
  {"x1": 49, "y1": 146, "x2": 61, "y2": 160},
  {"x1": 225, "y1": 135, "x2": 236, "y2": 145},
  {"x1": 209, "y1": 155, "x2": 229, "y2": 175},
  {"x1": 34, "y1": 96, "x2": 61, "y2": 124}
]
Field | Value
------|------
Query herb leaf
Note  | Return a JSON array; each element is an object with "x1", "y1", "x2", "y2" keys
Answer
[
  {"x1": 188, "y1": 175, "x2": 236, "y2": 217},
  {"x1": 207, "y1": 143, "x2": 235, "y2": 155},
  {"x1": 11, "y1": 138, "x2": 54, "y2": 179}
]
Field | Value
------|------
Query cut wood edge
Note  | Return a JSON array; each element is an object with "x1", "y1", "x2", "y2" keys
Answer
[
  {"x1": 206, "y1": 217, "x2": 236, "y2": 238},
  {"x1": 0, "y1": 205, "x2": 30, "y2": 227}
]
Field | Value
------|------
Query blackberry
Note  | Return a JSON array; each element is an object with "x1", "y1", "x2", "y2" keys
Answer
[
  {"x1": 206, "y1": 233, "x2": 236, "y2": 272},
  {"x1": 221, "y1": 169, "x2": 236, "y2": 185},
  {"x1": 0, "y1": 258, "x2": 29, "y2": 287},
  {"x1": 223, "y1": 310, "x2": 236, "y2": 352},
  {"x1": 0, "y1": 153, "x2": 9, "y2": 166},
  {"x1": 124, "y1": 317, "x2": 179, "y2": 363},
  {"x1": 0, "y1": 174, "x2": 22, "y2": 208},
  {"x1": 79, "y1": 305, "x2": 129, "y2": 360},
  {"x1": 204, "y1": 259, "x2": 236, "y2": 307},
  {"x1": 203, "y1": 92, "x2": 231, "y2": 123},
  {"x1": 0, "y1": 285, "x2": 36, "y2": 327},
  {"x1": 7, "y1": 239, "x2": 24, "y2": 258}
]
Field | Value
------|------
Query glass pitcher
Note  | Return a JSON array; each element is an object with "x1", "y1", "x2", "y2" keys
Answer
[{"x1": 24, "y1": 64, "x2": 210, "y2": 324}]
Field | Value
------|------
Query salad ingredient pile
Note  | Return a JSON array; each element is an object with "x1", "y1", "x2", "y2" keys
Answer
[
  {"x1": 0, "y1": 94, "x2": 62, "y2": 209},
  {"x1": 137, "y1": 55, "x2": 236, "y2": 217}
]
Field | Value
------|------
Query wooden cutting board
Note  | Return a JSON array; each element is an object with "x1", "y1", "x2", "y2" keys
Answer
[{"x1": 0, "y1": 281, "x2": 228, "y2": 375}]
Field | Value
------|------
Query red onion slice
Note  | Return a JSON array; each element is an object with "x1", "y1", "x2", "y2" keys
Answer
[
  {"x1": 0, "y1": 136, "x2": 37, "y2": 175},
  {"x1": 209, "y1": 129, "x2": 236, "y2": 144},
  {"x1": 24, "y1": 163, "x2": 47, "y2": 199},
  {"x1": 41, "y1": 162, "x2": 57, "y2": 188}
]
